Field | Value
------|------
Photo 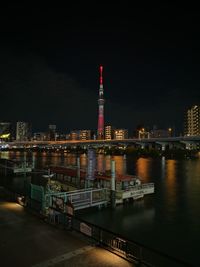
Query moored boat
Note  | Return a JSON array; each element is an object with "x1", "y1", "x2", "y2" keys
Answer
[{"x1": 49, "y1": 165, "x2": 154, "y2": 204}]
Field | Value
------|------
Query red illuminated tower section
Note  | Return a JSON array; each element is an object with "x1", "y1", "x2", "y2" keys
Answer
[{"x1": 97, "y1": 65, "x2": 105, "y2": 140}]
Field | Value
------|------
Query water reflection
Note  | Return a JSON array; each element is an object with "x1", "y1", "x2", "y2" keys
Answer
[
  {"x1": 163, "y1": 160, "x2": 177, "y2": 214},
  {"x1": 40, "y1": 152, "x2": 48, "y2": 166},
  {"x1": 112, "y1": 156, "x2": 127, "y2": 175},
  {"x1": 96, "y1": 154, "x2": 105, "y2": 172},
  {"x1": 184, "y1": 160, "x2": 200, "y2": 225},
  {"x1": 122, "y1": 208, "x2": 155, "y2": 228},
  {"x1": 80, "y1": 153, "x2": 87, "y2": 169},
  {"x1": 166, "y1": 160, "x2": 176, "y2": 182},
  {"x1": 1, "y1": 151, "x2": 200, "y2": 264},
  {"x1": 136, "y1": 158, "x2": 152, "y2": 182},
  {"x1": 68, "y1": 154, "x2": 76, "y2": 166},
  {"x1": 77, "y1": 155, "x2": 200, "y2": 265},
  {"x1": 105, "y1": 155, "x2": 111, "y2": 171},
  {"x1": 161, "y1": 156, "x2": 165, "y2": 179}
]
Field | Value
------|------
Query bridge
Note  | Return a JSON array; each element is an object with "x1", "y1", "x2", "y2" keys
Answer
[{"x1": 1, "y1": 136, "x2": 200, "y2": 150}]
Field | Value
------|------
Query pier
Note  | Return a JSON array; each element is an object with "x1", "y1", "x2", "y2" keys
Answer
[
  {"x1": 48, "y1": 163, "x2": 155, "y2": 208},
  {"x1": 45, "y1": 188, "x2": 108, "y2": 212}
]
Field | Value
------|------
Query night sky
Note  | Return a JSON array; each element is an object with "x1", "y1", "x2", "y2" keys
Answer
[{"x1": 0, "y1": 4, "x2": 200, "y2": 135}]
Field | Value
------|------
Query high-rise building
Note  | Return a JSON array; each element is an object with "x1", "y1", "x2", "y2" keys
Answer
[
  {"x1": 105, "y1": 125, "x2": 114, "y2": 140},
  {"x1": 114, "y1": 129, "x2": 128, "y2": 140},
  {"x1": 97, "y1": 65, "x2": 105, "y2": 140},
  {"x1": 184, "y1": 105, "x2": 200, "y2": 136},
  {"x1": 48, "y1": 124, "x2": 57, "y2": 141},
  {"x1": 49, "y1": 124, "x2": 56, "y2": 131},
  {"x1": 16, "y1": 122, "x2": 31, "y2": 141}
]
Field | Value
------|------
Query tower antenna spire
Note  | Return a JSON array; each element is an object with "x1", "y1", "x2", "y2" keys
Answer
[{"x1": 97, "y1": 65, "x2": 105, "y2": 140}]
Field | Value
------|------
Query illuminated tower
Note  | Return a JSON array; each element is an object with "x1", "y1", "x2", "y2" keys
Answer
[{"x1": 97, "y1": 65, "x2": 105, "y2": 139}]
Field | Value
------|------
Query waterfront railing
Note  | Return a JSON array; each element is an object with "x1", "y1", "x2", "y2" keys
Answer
[
  {"x1": 69, "y1": 215, "x2": 193, "y2": 267},
  {"x1": 2, "y1": 188, "x2": 194, "y2": 267}
]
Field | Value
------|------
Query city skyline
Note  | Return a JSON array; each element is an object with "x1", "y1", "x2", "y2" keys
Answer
[{"x1": 0, "y1": 5, "x2": 200, "y2": 134}]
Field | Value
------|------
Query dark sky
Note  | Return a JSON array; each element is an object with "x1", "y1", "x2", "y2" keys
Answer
[{"x1": 0, "y1": 4, "x2": 200, "y2": 135}]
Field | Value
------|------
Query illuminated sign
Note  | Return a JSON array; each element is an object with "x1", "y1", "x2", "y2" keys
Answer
[{"x1": 0, "y1": 133, "x2": 10, "y2": 139}]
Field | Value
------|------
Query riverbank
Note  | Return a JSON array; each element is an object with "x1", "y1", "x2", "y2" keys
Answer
[
  {"x1": 0, "y1": 153, "x2": 199, "y2": 266},
  {"x1": 0, "y1": 199, "x2": 133, "y2": 267}
]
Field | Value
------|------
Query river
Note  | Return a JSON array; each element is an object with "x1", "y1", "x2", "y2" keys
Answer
[{"x1": 0, "y1": 151, "x2": 200, "y2": 265}]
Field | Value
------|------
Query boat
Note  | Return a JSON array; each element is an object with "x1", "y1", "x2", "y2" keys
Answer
[
  {"x1": 49, "y1": 165, "x2": 155, "y2": 204},
  {"x1": 115, "y1": 181, "x2": 154, "y2": 204},
  {"x1": 95, "y1": 173, "x2": 154, "y2": 204}
]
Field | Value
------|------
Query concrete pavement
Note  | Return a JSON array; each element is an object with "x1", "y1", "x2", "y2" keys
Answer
[{"x1": 0, "y1": 201, "x2": 134, "y2": 267}]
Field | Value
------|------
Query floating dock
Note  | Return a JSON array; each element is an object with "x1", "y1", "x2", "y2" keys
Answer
[{"x1": 48, "y1": 162, "x2": 154, "y2": 207}]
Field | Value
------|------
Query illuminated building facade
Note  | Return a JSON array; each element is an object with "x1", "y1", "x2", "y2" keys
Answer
[
  {"x1": 70, "y1": 131, "x2": 79, "y2": 140},
  {"x1": 79, "y1": 130, "x2": 91, "y2": 140},
  {"x1": 97, "y1": 65, "x2": 105, "y2": 140},
  {"x1": 114, "y1": 129, "x2": 128, "y2": 140},
  {"x1": 0, "y1": 122, "x2": 12, "y2": 141},
  {"x1": 16, "y1": 121, "x2": 31, "y2": 141},
  {"x1": 105, "y1": 125, "x2": 114, "y2": 140},
  {"x1": 184, "y1": 105, "x2": 200, "y2": 136}
]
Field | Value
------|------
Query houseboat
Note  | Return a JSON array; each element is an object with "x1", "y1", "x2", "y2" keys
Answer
[{"x1": 49, "y1": 166, "x2": 155, "y2": 204}]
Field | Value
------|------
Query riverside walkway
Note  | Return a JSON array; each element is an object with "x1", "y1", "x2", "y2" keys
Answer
[{"x1": 0, "y1": 201, "x2": 133, "y2": 267}]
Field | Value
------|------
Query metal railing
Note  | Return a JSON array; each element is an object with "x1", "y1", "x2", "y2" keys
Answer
[
  {"x1": 69, "y1": 215, "x2": 194, "y2": 267},
  {"x1": 2, "y1": 187, "x2": 194, "y2": 266},
  {"x1": 45, "y1": 188, "x2": 109, "y2": 211}
]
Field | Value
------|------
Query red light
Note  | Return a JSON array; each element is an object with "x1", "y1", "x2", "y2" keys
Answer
[{"x1": 99, "y1": 65, "x2": 103, "y2": 85}]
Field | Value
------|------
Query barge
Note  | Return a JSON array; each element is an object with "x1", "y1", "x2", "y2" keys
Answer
[{"x1": 48, "y1": 165, "x2": 155, "y2": 204}]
